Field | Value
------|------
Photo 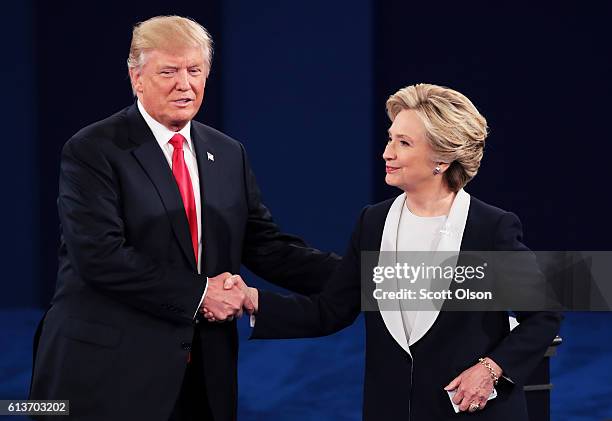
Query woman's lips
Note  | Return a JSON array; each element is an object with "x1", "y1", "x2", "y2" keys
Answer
[{"x1": 386, "y1": 166, "x2": 399, "y2": 173}]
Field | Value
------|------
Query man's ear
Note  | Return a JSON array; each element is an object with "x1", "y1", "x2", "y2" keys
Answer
[{"x1": 129, "y1": 68, "x2": 142, "y2": 95}]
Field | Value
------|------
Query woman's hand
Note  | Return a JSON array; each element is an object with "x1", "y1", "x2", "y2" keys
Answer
[
  {"x1": 202, "y1": 275, "x2": 258, "y2": 322},
  {"x1": 444, "y1": 357, "x2": 502, "y2": 413}
]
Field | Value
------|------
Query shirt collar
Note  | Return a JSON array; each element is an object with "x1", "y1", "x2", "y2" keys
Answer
[{"x1": 137, "y1": 100, "x2": 193, "y2": 152}]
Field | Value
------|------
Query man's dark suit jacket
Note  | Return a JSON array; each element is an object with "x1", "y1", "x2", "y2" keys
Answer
[
  {"x1": 252, "y1": 196, "x2": 563, "y2": 421},
  {"x1": 29, "y1": 103, "x2": 339, "y2": 421}
]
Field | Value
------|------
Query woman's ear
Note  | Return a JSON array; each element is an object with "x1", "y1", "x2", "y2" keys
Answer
[
  {"x1": 438, "y1": 162, "x2": 451, "y2": 173},
  {"x1": 433, "y1": 162, "x2": 450, "y2": 175}
]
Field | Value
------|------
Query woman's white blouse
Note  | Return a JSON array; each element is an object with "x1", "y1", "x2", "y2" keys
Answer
[{"x1": 396, "y1": 202, "x2": 448, "y2": 341}]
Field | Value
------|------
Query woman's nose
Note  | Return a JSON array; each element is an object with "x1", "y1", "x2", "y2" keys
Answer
[{"x1": 383, "y1": 143, "x2": 394, "y2": 161}]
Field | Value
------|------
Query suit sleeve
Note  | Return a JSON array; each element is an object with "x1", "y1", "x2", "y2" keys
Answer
[
  {"x1": 250, "y1": 207, "x2": 367, "y2": 339},
  {"x1": 487, "y1": 212, "x2": 563, "y2": 386},
  {"x1": 239, "y1": 144, "x2": 340, "y2": 295},
  {"x1": 58, "y1": 136, "x2": 205, "y2": 325}
]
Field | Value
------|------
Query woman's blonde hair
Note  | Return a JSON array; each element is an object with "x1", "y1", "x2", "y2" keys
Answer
[
  {"x1": 386, "y1": 83, "x2": 489, "y2": 191},
  {"x1": 127, "y1": 15, "x2": 213, "y2": 74}
]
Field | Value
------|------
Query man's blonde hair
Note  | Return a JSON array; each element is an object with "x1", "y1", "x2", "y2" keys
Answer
[
  {"x1": 127, "y1": 15, "x2": 213, "y2": 74},
  {"x1": 386, "y1": 84, "x2": 489, "y2": 192}
]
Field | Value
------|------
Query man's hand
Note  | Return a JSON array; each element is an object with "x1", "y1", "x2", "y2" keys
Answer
[
  {"x1": 444, "y1": 357, "x2": 502, "y2": 412},
  {"x1": 200, "y1": 273, "x2": 254, "y2": 322},
  {"x1": 202, "y1": 274, "x2": 258, "y2": 322}
]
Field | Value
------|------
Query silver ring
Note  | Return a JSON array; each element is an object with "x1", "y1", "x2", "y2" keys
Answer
[{"x1": 468, "y1": 402, "x2": 480, "y2": 412}]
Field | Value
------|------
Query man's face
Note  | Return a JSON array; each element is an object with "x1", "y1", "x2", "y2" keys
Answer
[{"x1": 130, "y1": 47, "x2": 207, "y2": 131}]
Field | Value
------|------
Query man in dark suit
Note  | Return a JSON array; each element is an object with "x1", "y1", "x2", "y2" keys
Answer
[{"x1": 29, "y1": 15, "x2": 338, "y2": 421}]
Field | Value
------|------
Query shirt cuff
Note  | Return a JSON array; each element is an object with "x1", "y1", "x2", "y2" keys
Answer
[{"x1": 193, "y1": 277, "x2": 209, "y2": 319}]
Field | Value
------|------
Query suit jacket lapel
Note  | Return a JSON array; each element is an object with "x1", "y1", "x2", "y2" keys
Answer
[
  {"x1": 376, "y1": 194, "x2": 412, "y2": 356},
  {"x1": 127, "y1": 104, "x2": 198, "y2": 271},
  {"x1": 191, "y1": 124, "x2": 217, "y2": 276}
]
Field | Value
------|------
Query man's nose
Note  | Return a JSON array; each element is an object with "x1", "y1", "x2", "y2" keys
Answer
[{"x1": 175, "y1": 69, "x2": 190, "y2": 91}]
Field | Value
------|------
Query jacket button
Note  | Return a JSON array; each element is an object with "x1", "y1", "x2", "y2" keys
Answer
[{"x1": 181, "y1": 342, "x2": 192, "y2": 351}]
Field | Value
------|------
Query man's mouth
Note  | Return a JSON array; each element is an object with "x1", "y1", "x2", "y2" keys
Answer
[{"x1": 174, "y1": 98, "x2": 193, "y2": 104}]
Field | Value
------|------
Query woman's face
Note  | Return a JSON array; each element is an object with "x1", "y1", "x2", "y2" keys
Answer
[{"x1": 383, "y1": 109, "x2": 439, "y2": 191}]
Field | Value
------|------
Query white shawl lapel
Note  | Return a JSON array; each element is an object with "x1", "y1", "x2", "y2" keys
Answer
[
  {"x1": 376, "y1": 189, "x2": 471, "y2": 355},
  {"x1": 377, "y1": 193, "x2": 411, "y2": 355}
]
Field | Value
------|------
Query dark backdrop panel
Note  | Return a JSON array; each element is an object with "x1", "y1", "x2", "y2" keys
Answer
[
  {"x1": 34, "y1": 0, "x2": 222, "y2": 307},
  {"x1": 221, "y1": 0, "x2": 373, "y2": 257},
  {"x1": 221, "y1": 2, "x2": 373, "y2": 419},
  {"x1": 374, "y1": 2, "x2": 612, "y2": 250},
  {"x1": 0, "y1": 1, "x2": 36, "y2": 308}
]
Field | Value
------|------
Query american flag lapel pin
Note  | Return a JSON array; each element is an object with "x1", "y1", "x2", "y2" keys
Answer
[{"x1": 207, "y1": 152, "x2": 214, "y2": 162}]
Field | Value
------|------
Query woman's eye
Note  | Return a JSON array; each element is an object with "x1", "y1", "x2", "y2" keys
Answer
[{"x1": 400, "y1": 140, "x2": 410, "y2": 146}]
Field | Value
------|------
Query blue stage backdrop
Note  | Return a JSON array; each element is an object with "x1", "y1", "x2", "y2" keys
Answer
[
  {"x1": 221, "y1": 0, "x2": 373, "y2": 262},
  {"x1": 221, "y1": 2, "x2": 372, "y2": 419}
]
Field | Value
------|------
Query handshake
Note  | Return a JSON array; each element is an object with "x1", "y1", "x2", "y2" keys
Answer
[{"x1": 198, "y1": 273, "x2": 259, "y2": 322}]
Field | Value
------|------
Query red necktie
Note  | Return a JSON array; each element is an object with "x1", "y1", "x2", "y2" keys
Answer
[{"x1": 169, "y1": 133, "x2": 198, "y2": 266}]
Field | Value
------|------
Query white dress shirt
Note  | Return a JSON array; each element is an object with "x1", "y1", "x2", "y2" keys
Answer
[{"x1": 137, "y1": 100, "x2": 207, "y2": 317}]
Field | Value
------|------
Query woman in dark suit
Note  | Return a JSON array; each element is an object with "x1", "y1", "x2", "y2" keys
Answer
[{"x1": 215, "y1": 84, "x2": 562, "y2": 420}]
